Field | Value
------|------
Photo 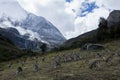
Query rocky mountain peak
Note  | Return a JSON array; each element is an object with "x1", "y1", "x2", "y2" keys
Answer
[{"x1": 107, "y1": 10, "x2": 120, "y2": 27}]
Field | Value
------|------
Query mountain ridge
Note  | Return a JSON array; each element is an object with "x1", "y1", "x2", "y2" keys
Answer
[
  {"x1": 60, "y1": 10, "x2": 120, "y2": 50},
  {"x1": 0, "y1": 0, "x2": 66, "y2": 51}
]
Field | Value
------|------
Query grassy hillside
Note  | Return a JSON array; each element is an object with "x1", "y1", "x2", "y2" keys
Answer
[
  {"x1": 0, "y1": 35, "x2": 25, "y2": 61},
  {"x1": 59, "y1": 30, "x2": 98, "y2": 50},
  {"x1": 0, "y1": 39, "x2": 120, "y2": 80}
]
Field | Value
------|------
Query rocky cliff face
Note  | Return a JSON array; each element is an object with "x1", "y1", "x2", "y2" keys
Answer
[
  {"x1": 107, "y1": 10, "x2": 120, "y2": 28},
  {"x1": 107, "y1": 10, "x2": 120, "y2": 38}
]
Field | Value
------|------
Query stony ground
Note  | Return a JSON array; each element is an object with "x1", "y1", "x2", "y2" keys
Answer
[{"x1": 0, "y1": 40, "x2": 120, "y2": 80}]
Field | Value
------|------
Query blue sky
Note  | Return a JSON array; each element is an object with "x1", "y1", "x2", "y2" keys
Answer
[
  {"x1": 80, "y1": 1, "x2": 99, "y2": 17},
  {"x1": 66, "y1": 0, "x2": 72, "y2": 3},
  {"x1": 66, "y1": 0, "x2": 99, "y2": 17}
]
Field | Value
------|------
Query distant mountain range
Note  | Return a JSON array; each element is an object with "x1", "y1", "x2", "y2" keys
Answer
[{"x1": 0, "y1": 0, "x2": 66, "y2": 51}]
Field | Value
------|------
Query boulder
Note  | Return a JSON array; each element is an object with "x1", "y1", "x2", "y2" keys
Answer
[
  {"x1": 107, "y1": 10, "x2": 120, "y2": 37},
  {"x1": 81, "y1": 43, "x2": 104, "y2": 50},
  {"x1": 107, "y1": 10, "x2": 120, "y2": 28}
]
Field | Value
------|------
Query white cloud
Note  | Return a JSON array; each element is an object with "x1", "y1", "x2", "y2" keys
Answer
[
  {"x1": 0, "y1": 0, "x2": 27, "y2": 20},
  {"x1": 103, "y1": 0, "x2": 120, "y2": 10},
  {"x1": 63, "y1": 0, "x2": 110, "y2": 38},
  {"x1": 17, "y1": 0, "x2": 120, "y2": 39},
  {"x1": 74, "y1": 7, "x2": 109, "y2": 36}
]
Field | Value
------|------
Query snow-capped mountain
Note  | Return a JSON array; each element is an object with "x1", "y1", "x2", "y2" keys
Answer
[
  {"x1": 0, "y1": 27, "x2": 42, "y2": 50},
  {"x1": 0, "y1": 0, "x2": 66, "y2": 51},
  {"x1": 22, "y1": 13, "x2": 66, "y2": 45}
]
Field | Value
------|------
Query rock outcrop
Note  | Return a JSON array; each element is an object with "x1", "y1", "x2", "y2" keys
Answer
[
  {"x1": 107, "y1": 10, "x2": 120, "y2": 38},
  {"x1": 107, "y1": 10, "x2": 120, "y2": 28},
  {"x1": 81, "y1": 43, "x2": 104, "y2": 50}
]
